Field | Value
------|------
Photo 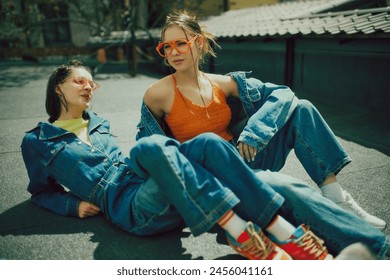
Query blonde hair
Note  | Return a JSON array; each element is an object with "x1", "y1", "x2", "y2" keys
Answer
[{"x1": 161, "y1": 10, "x2": 220, "y2": 66}]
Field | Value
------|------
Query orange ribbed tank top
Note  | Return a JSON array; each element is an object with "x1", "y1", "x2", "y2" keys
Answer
[{"x1": 165, "y1": 75, "x2": 233, "y2": 143}]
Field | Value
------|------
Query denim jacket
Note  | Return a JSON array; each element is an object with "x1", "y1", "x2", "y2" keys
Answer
[
  {"x1": 21, "y1": 112, "x2": 138, "y2": 220},
  {"x1": 136, "y1": 71, "x2": 298, "y2": 151}
]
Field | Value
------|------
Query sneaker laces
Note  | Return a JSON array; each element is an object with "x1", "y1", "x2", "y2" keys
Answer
[
  {"x1": 341, "y1": 191, "x2": 367, "y2": 218},
  {"x1": 242, "y1": 222, "x2": 275, "y2": 259},
  {"x1": 292, "y1": 227, "x2": 328, "y2": 259}
]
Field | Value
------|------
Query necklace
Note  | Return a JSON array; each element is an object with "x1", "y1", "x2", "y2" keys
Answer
[{"x1": 174, "y1": 73, "x2": 211, "y2": 119}]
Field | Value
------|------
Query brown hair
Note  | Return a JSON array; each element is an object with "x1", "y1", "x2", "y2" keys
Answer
[
  {"x1": 46, "y1": 60, "x2": 90, "y2": 123},
  {"x1": 161, "y1": 10, "x2": 220, "y2": 66}
]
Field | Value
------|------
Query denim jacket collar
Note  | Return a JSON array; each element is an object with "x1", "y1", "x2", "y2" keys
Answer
[{"x1": 27, "y1": 111, "x2": 106, "y2": 141}]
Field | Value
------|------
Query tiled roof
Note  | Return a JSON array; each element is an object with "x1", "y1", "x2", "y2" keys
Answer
[{"x1": 201, "y1": 0, "x2": 390, "y2": 38}]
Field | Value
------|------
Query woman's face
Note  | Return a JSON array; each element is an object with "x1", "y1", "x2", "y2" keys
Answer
[
  {"x1": 56, "y1": 68, "x2": 97, "y2": 114},
  {"x1": 161, "y1": 25, "x2": 200, "y2": 70}
]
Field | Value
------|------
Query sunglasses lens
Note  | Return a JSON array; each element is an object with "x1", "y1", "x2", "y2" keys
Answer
[
  {"x1": 88, "y1": 81, "x2": 99, "y2": 90},
  {"x1": 156, "y1": 43, "x2": 169, "y2": 57},
  {"x1": 74, "y1": 77, "x2": 87, "y2": 86},
  {"x1": 74, "y1": 77, "x2": 99, "y2": 90},
  {"x1": 175, "y1": 40, "x2": 190, "y2": 53}
]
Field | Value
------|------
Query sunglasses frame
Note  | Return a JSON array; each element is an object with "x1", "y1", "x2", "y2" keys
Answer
[
  {"x1": 64, "y1": 76, "x2": 100, "y2": 91},
  {"x1": 156, "y1": 35, "x2": 199, "y2": 58}
]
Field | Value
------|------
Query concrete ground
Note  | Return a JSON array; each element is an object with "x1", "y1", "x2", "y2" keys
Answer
[{"x1": 0, "y1": 61, "x2": 389, "y2": 260}]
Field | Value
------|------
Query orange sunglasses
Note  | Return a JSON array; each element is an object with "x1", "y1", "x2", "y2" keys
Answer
[{"x1": 156, "y1": 35, "x2": 199, "y2": 57}]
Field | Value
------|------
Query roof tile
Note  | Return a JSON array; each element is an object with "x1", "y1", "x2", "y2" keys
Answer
[{"x1": 201, "y1": 0, "x2": 390, "y2": 38}]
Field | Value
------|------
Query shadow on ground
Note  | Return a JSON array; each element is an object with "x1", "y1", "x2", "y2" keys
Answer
[{"x1": 0, "y1": 200, "x2": 237, "y2": 260}]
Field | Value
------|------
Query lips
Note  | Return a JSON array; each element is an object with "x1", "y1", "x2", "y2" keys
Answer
[
  {"x1": 81, "y1": 94, "x2": 91, "y2": 101},
  {"x1": 172, "y1": 59, "x2": 184, "y2": 64}
]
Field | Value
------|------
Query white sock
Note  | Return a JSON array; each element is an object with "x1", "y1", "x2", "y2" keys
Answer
[
  {"x1": 218, "y1": 210, "x2": 247, "y2": 240},
  {"x1": 266, "y1": 216, "x2": 296, "y2": 242},
  {"x1": 321, "y1": 182, "x2": 345, "y2": 203}
]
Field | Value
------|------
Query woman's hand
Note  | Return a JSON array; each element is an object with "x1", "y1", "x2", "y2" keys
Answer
[
  {"x1": 237, "y1": 142, "x2": 258, "y2": 162},
  {"x1": 78, "y1": 201, "x2": 101, "y2": 218}
]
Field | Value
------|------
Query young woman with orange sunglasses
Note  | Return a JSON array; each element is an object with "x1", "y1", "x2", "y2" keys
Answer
[{"x1": 137, "y1": 10, "x2": 386, "y2": 232}]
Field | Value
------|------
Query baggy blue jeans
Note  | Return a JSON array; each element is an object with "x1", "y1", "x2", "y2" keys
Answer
[
  {"x1": 129, "y1": 133, "x2": 389, "y2": 258},
  {"x1": 248, "y1": 100, "x2": 352, "y2": 186}
]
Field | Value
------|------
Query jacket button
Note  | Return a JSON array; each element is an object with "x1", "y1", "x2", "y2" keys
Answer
[
  {"x1": 51, "y1": 149, "x2": 55, "y2": 154},
  {"x1": 77, "y1": 141, "x2": 82, "y2": 144}
]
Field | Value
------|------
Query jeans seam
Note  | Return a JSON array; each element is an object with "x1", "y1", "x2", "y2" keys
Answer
[
  {"x1": 319, "y1": 156, "x2": 352, "y2": 186},
  {"x1": 191, "y1": 193, "x2": 239, "y2": 236},
  {"x1": 130, "y1": 202, "x2": 174, "y2": 234},
  {"x1": 378, "y1": 235, "x2": 390, "y2": 259},
  {"x1": 164, "y1": 148, "x2": 210, "y2": 218},
  {"x1": 295, "y1": 129, "x2": 327, "y2": 185},
  {"x1": 254, "y1": 193, "x2": 284, "y2": 228},
  {"x1": 159, "y1": 143, "x2": 237, "y2": 236}
]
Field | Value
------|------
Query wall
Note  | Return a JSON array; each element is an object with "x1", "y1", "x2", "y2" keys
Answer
[
  {"x1": 293, "y1": 38, "x2": 390, "y2": 119},
  {"x1": 212, "y1": 39, "x2": 286, "y2": 83},
  {"x1": 211, "y1": 36, "x2": 390, "y2": 124}
]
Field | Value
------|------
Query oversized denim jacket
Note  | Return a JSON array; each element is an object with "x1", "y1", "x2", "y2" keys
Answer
[
  {"x1": 20, "y1": 112, "x2": 137, "y2": 220},
  {"x1": 136, "y1": 71, "x2": 298, "y2": 151}
]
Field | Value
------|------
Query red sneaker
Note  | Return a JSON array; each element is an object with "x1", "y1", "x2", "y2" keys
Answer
[
  {"x1": 270, "y1": 224, "x2": 333, "y2": 260},
  {"x1": 226, "y1": 222, "x2": 292, "y2": 260}
]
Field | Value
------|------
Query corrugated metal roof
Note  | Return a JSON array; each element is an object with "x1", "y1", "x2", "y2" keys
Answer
[{"x1": 201, "y1": 0, "x2": 390, "y2": 38}]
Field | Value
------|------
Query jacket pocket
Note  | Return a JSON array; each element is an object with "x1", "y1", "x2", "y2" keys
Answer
[
  {"x1": 42, "y1": 142, "x2": 67, "y2": 166},
  {"x1": 96, "y1": 128, "x2": 117, "y2": 138}
]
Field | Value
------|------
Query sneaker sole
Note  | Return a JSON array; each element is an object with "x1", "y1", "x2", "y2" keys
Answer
[{"x1": 374, "y1": 223, "x2": 387, "y2": 231}]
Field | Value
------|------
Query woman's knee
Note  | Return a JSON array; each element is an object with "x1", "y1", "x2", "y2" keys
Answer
[
  {"x1": 131, "y1": 134, "x2": 175, "y2": 160},
  {"x1": 256, "y1": 170, "x2": 318, "y2": 196},
  {"x1": 193, "y1": 132, "x2": 222, "y2": 143},
  {"x1": 296, "y1": 99, "x2": 315, "y2": 113},
  {"x1": 132, "y1": 136, "x2": 158, "y2": 158},
  {"x1": 196, "y1": 133, "x2": 228, "y2": 153},
  {"x1": 292, "y1": 99, "x2": 322, "y2": 124},
  {"x1": 295, "y1": 99, "x2": 317, "y2": 114},
  {"x1": 185, "y1": 132, "x2": 223, "y2": 150}
]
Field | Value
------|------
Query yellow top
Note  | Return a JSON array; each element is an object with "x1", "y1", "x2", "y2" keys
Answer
[{"x1": 53, "y1": 118, "x2": 91, "y2": 146}]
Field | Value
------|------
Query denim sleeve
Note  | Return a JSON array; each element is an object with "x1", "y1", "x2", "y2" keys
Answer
[
  {"x1": 238, "y1": 78, "x2": 297, "y2": 151},
  {"x1": 136, "y1": 101, "x2": 172, "y2": 140},
  {"x1": 21, "y1": 135, "x2": 81, "y2": 217}
]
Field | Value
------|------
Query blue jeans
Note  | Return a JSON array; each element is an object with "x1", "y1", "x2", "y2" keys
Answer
[
  {"x1": 130, "y1": 133, "x2": 284, "y2": 236},
  {"x1": 129, "y1": 133, "x2": 389, "y2": 258},
  {"x1": 248, "y1": 100, "x2": 352, "y2": 186}
]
